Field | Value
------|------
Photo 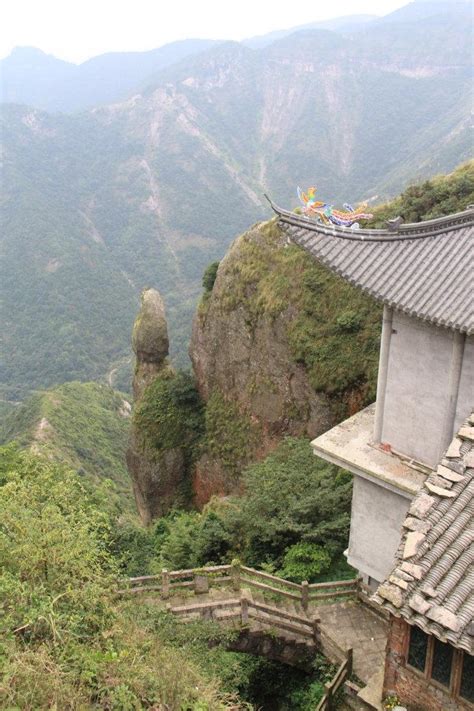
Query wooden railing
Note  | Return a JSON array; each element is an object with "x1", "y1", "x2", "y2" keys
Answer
[
  {"x1": 168, "y1": 591, "x2": 319, "y2": 643},
  {"x1": 316, "y1": 647, "x2": 353, "y2": 711},
  {"x1": 119, "y1": 562, "x2": 359, "y2": 610}
]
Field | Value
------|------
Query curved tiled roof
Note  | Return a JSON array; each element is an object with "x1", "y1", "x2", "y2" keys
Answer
[
  {"x1": 267, "y1": 200, "x2": 474, "y2": 334},
  {"x1": 374, "y1": 413, "x2": 474, "y2": 653}
]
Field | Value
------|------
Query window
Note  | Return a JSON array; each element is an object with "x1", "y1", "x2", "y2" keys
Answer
[
  {"x1": 406, "y1": 624, "x2": 472, "y2": 703},
  {"x1": 407, "y1": 626, "x2": 428, "y2": 671},
  {"x1": 431, "y1": 638, "x2": 453, "y2": 687},
  {"x1": 460, "y1": 653, "x2": 474, "y2": 703}
]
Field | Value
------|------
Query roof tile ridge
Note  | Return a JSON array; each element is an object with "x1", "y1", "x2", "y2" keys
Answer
[{"x1": 276, "y1": 204, "x2": 474, "y2": 241}]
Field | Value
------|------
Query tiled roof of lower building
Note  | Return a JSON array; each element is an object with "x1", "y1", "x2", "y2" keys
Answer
[
  {"x1": 267, "y1": 201, "x2": 474, "y2": 335},
  {"x1": 373, "y1": 413, "x2": 474, "y2": 653}
]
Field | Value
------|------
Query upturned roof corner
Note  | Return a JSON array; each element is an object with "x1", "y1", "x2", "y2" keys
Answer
[{"x1": 266, "y1": 197, "x2": 474, "y2": 334}]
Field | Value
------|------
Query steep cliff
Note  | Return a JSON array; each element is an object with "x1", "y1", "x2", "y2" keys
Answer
[
  {"x1": 190, "y1": 219, "x2": 381, "y2": 505},
  {"x1": 127, "y1": 289, "x2": 200, "y2": 524}
]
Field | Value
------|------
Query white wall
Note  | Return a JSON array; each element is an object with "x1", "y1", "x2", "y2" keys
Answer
[
  {"x1": 380, "y1": 312, "x2": 471, "y2": 467},
  {"x1": 347, "y1": 475, "x2": 411, "y2": 584}
]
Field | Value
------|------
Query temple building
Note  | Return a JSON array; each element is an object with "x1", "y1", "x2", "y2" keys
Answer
[{"x1": 270, "y1": 199, "x2": 473, "y2": 710}]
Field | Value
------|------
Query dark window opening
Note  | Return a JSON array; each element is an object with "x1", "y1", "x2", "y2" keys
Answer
[
  {"x1": 460, "y1": 653, "x2": 474, "y2": 703},
  {"x1": 431, "y1": 638, "x2": 453, "y2": 687},
  {"x1": 408, "y1": 625, "x2": 429, "y2": 671}
]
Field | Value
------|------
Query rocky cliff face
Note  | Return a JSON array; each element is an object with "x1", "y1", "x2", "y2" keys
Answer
[
  {"x1": 190, "y1": 220, "x2": 355, "y2": 507},
  {"x1": 126, "y1": 289, "x2": 185, "y2": 524},
  {"x1": 127, "y1": 222, "x2": 379, "y2": 517}
]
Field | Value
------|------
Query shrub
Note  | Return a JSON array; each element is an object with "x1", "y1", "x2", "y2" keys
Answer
[
  {"x1": 202, "y1": 261, "x2": 220, "y2": 293},
  {"x1": 279, "y1": 542, "x2": 332, "y2": 582}
]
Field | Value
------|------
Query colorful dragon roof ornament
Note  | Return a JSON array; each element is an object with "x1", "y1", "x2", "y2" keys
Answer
[{"x1": 297, "y1": 186, "x2": 373, "y2": 228}]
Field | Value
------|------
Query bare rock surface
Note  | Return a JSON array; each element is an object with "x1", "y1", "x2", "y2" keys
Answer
[{"x1": 189, "y1": 222, "x2": 333, "y2": 505}]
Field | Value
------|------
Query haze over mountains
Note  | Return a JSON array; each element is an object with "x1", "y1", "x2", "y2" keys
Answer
[{"x1": 1, "y1": 0, "x2": 472, "y2": 401}]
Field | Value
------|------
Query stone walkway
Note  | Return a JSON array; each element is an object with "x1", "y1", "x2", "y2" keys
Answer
[{"x1": 315, "y1": 599, "x2": 388, "y2": 686}]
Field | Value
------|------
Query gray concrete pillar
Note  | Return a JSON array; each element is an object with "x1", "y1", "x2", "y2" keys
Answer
[
  {"x1": 374, "y1": 305, "x2": 393, "y2": 443},
  {"x1": 440, "y1": 330, "x2": 466, "y2": 458}
]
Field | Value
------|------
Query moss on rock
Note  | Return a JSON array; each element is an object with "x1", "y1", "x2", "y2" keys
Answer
[{"x1": 203, "y1": 390, "x2": 259, "y2": 476}]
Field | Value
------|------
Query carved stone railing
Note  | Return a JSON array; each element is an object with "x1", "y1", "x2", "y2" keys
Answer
[{"x1": 119, "y1": 561, "x2": 359, "y2": 610}]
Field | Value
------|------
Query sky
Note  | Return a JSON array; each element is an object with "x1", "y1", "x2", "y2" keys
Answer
[{"x1": 1, "y1": 0, "x2": 411, "y2": 64}]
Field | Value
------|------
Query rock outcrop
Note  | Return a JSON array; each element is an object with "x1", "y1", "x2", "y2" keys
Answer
[
  {"x1": 126, "y1": 288, "x2": 185, "y2": 525},
  {"x1": 127, "y1": 222, "x2": 379, "y2": 517},
  {"x1": 131, "y1": 288, "x2": 170, "y2": 400},
  {"x1": 190, "y1": 220, "x2": 335, "y2": 506}
]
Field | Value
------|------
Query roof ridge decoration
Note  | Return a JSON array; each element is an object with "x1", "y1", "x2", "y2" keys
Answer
[
  {"x1": 373, "y1": 412, "x2": 474, "y2": 654},
  {"x1": 296, "y1": 186, "x2": 374, "y2": 229},
  {"x1": 266, "y1": 196, "x2": 474, "y2": 334},
  {"x1": 266, "y1": 195, "x2": 474, "y2": 241}
]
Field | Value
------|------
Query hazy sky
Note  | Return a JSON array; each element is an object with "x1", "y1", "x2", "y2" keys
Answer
[{"x1": 2, "y1": 0, "x2": 411, "y2": 63}]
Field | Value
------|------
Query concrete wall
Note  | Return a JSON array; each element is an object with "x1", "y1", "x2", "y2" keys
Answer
[
  {"x1": 347, "y1": 475, "x2": 411, "y2": 585},
  {"x1": 379, "y1": 312, "x2": 472, "y2": 467}
]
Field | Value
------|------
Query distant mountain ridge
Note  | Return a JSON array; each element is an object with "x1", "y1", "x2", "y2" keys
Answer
[
  {"x1": 0, "y1": 40, "x2": 218, "y2": 112},
  {"x1": 2, "y1": 1, "x2": 469, "y2": 113},
  {"x1": 1, "y1": 0, "x2": 472, "y2": 400}
]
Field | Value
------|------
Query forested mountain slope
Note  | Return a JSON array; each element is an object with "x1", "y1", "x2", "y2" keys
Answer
[
  {"x1": 1, "y1": 2, "x2": 471, "y2": 400},
  {"x1": 0, "y1": 382, "x2": 132, "y2": 503}
]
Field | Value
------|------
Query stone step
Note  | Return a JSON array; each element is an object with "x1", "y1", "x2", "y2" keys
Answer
[{"x1": 356, "y1": 668, "x2": 384, "y2": 711}]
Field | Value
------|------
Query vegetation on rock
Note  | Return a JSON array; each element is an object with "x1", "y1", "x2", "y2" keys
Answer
[
  {"x1": 370, "y1": 160, "x2": 474, "y2": 225},
  {"x1": 205, "y1": 218, "x2": 381, "y2": 419},
  {"x1": 203, "y1": 390, "x2": 259, "y2": 477},
  {"x1": 134, "y1": 370, "x2": 204, "y2": 461}
]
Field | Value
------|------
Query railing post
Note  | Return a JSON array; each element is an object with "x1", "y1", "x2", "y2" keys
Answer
[
  {"x1": 241, "y1": 592, "x2": 249, "y2": 624},
  {"x1": 201, "y1": 607, "x2": 212, "y2": 621},
  {"x1": 231, "y1": 559, "x2": 241, "y2": 591},
  {"x1": 312, "y1": 615, "x2": 320, "y2": 645},
  {"x1": 161, "y1": 568, "x2": 170, "y2": 599},
  {"x1": 345, "y1": 647, "x2": 353, "y2": 677},
  {"x1": 194, "y1": 573, "x2": 209, "y2": 595},
  {"x1": 324, "y1": 681, "x2": 332, "y2": 709},
  {"x1": 301, "y1": 580, "x2": 309, "y2": 611}
]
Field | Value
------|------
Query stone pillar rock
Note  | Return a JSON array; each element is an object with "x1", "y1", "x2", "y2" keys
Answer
[{"x1": 126, "y1": 288, "x2": 185, "y2": 524}]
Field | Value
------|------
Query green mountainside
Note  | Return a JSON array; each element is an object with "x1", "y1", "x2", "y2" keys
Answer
[
  {"x1": 0, "y1": 381, "x2": 132, "y2": 504},
  {"x1": 2, "y1": 3, "x2": 472, "y2": 401}
]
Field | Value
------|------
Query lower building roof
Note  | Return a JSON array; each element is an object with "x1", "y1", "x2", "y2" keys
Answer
[{"x1": 373, "y1": 413, "x2": 474, "y2": 654}]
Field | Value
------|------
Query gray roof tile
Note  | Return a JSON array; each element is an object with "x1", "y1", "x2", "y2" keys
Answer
[
  {"x1": 268, "y1": 201, "x2": 474, "y2": 334},
  {"x1": 374, "y1": 414, "x2": 474, "y2": 653}
]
